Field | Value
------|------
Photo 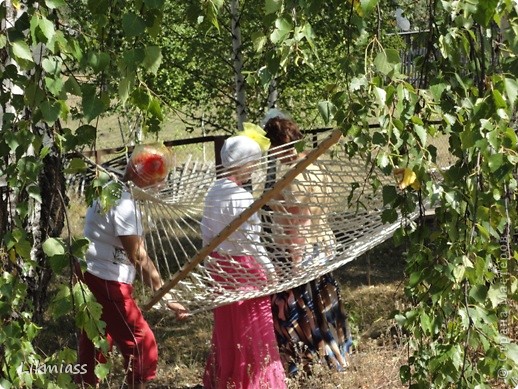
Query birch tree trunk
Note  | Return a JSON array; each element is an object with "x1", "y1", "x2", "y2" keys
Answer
[
  {"x1": 1, "y1": 1, "x2": 67, "y2": 324},
  {"x1": 231, "y1": 0, "x2": 247, "y2": 129},
  {"x1": 266, "y1": 78, "x2": 279, "y2": 111},
  {"x1": 27, "y1": 135, "x2": 67, "y2": 323}
]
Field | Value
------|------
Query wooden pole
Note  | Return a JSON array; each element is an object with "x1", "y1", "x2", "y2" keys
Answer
[{"x1": 142, "y1": 128, "x2": 342, "y2": 311}]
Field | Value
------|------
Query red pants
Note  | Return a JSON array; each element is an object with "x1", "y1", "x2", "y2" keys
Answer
[{"x1": 76, "y1": 272, "x2": 158, "y2": 385}]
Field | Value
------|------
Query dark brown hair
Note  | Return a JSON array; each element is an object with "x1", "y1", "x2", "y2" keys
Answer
[{"x1": 263, "y1": 117, "x2": 303, "y2": 148}]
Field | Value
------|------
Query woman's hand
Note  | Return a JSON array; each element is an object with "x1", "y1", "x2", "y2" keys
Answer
[
  {"x1": 167, "y1": 301, "x2": 190, "y2": 320},
  {"x1": 161, "y1": 292, "x2": 190, "y2": 320}
]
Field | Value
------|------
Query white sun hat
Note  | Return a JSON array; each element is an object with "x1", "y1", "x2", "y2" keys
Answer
[{"x1": 220, "y1": 135, "x2": 262, "y2": 168}]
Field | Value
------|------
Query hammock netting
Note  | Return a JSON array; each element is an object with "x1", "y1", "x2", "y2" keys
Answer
[{"x1": 115, "y1": 129, "x2": 429, "y2": 314}]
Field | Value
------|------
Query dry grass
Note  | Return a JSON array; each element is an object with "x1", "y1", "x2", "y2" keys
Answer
[
  {"x1": 41, "y1": 230, "x2": 410, "y2": 388},
  {"x1": 138, "y1": 240, "x2": 410, "y2": 389}
]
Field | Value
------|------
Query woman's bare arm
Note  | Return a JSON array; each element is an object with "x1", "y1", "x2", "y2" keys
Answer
[{"x1": 119, "y1": 235, "x2": 189, "y2": 319}]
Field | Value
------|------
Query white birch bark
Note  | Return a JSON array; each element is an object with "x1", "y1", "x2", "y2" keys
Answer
[
  {"x1": 266, "y1": 78, "x2": 278, "y2": 110},
  {"x1": 1, "y1": 1, "x2": 64, "y2": 320},
  {"x1": 231, "y1": 0, "x2": 247, "y2": 130}
]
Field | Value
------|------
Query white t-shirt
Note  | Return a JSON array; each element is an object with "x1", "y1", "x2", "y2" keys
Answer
[
  {"x1": 201, "y1": 178, "x2": 268, "y2": 261},
  {"x1": 84, "y1": 189, "x2": 142, "y2": 283}
]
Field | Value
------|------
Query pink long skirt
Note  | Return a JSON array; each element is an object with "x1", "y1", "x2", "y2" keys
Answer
[{"x1": 203, "y1": 254, "x2": 286, "y2": 389}]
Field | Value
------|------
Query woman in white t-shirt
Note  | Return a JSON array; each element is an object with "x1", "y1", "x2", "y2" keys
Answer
[
  {"x1": 202, "y1": 135, "x2": 286, "y2": 389},
  {"x1": 76, "y1": 144, "x2": 188, "y2": 389}
]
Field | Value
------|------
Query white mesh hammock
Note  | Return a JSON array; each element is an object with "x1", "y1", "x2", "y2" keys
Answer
[{"x1": 126, "y1": 129, "x2": 426, "y2": 314}]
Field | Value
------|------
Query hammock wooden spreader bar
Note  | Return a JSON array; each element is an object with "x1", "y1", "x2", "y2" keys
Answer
[{"x1": 141, "y1": 128, "x2": 343, "y2": 311}]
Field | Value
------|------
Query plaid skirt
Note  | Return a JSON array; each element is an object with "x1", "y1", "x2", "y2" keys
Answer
[{"x1": 270, "y1": 272, "x2": 352, "y2": 375}]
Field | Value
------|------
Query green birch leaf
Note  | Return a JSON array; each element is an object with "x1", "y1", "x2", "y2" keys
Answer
[
  {"x1": 453, "y1": 265, "x2": 465, "y2": 283},
  {"x1": 503, "y1": 127, "x2": 518, "y2": 148},
  {"x1": 430, "y1": 83, "x2": 447, "y2": 100},
  {"x1": 99, "y1": 181, "x2": 123, "y2": 211},
  {"x1": 492, "y1": 89, "x2": 506, "y2": 109},
  {"x1": 374, "y1": 52, "x2": 392, "y2": 75},
  {"x1": 377, "y1": 152, "x2": 390, "y2": 169},
  {"x1": 303, "y1": 22, "x2": 315, "y2": 42},
  {"x1": 118, "y1": 76, "x2": 133, "y2": 105},
  {"x1": 76, "y1": 124, "x2": 96, "y2": 145},
  {"x1": 382, "y1": 185, "x2": 398, "y2": 205},
  {"x1": 40, "y1": 100, "x2": 61, "y2": 124},
  {"x1": 408, "y1": 271, "x2": 421, "y2": 287},
  {"x1": 487, "y1": 129, "x2": 500, "y2": 149},
  {"x1": 399, "y1": 365, "x2": 410, "y2": 383},
  {"x1": 350, "y1": 76, "x2": 368, "y2": 91},
  {"x1": 43, "y1": 237, "x2": 66, "y2": 257},
  {"x1": 372, "y1": 132, "x2": 386, "y2": 145},
  {"x1": 414, "y1": 125, "x2": 427, "y2": 145},
  {"x1": 252, "y1": 32, "x2": 267, "y2": 52},
  {"x1": 504, "y1": 77, "x2": 518, "y2": 110},
  {"x1": 76, "y1": 309, "x2": 105, "y2": 343},
  {"x1": 82, "y1": 85, "x2": 106, "y2": 123},
  {"x1": 71, "y1": 238, "x2": 90, "y2": 258},
  {"x1": 374, "y1": 86, "x2": 386, "y2": 106},
  {"x1": 38, "y1": 17, "x2": 55, "y2": 41},
  {"x1": 443, "y1": 113, "x2": 456, "y2": 126},
  {"x1": 488, "y1": 153, "x2": 504, "y2": 173},
  {"x1": 131, "y1": 88, "x2": 151, "y2": 110},
  {"x1": 473, "y1": 0, "x2": 498, "y2": 27},
  {"x1": 45, "y1": 0, "x2": 66, "y2": 8},
  {"x1": 506, "y1": 342, "x2": 518, "y2": 364},
  {"x1": 64, "y1": 77, "x2": 81, "y2": 96},
  {"x1": 27, "y1": 185, "x2": 41, "y2": 203},
  {"x1": 381, "y1": 208, "x2": 398, "y2": 223},
  {"x1": 410, "y1": 115, "x2": 424, "y2": 126},
  {"x1": 49, "y1": 285, "x2": 72, "y2": 318},
  {"x1": 448, "y1": 345, "x2": 463, "y2": 370},
  {"x1": 460, "y1": 128, "x2": 481, "y2": 149},
  {"x1": 15, "y1": 239, "x2": 32, "y2": 259},
  {"x1": 122, "y1": 13, "x2": 146, "y2": 38},
  {"x1": 361, "y1": 0, "x2": 379, "y2": 15},
  {"x1": 49, "y1": 254, "x2": 68, "y2": 273},
  {"x1": 94, "y1": 363, "x2": 110, "y2": 380},
  {"x1": 45, "y1": 76, "x2": 64, "y2": 97},
  {"x1": 385, "y1": 49, "x2": 400, "y2": 63},
  {"x1": 12, "y1": 41, "x2": 34, "y2": 62},
  {"x1": 476, "y1": 224, "x2": 490, "y2": 240},
  {"x1": 317, "y1": 100, "x2": 334, "y2": 125},
  {"x1": 270, "y1": 18, "x2": 292, "y2": 44},
  {"x1": 64, "y1": 158, "x2": 87, "y2": 174},
  {"x1": 487, "y1": 283, "x2": 507, "y2": 308},
  {"x1": 420, "y1": 312, "x2": 432, "y2": 335},
  {"x1": 42, "y1": 57, "x2": 60, "y2": 74},
  {"x1": 148, "y1": 98, "x2": 163, "y2": 121},
  {"x1": 122, "y1": 48, "x2": 145, "y2": 72},
  {"x1": 265, "y1": 0, "x2": 282, "y2": 14},
  {"x1": 143, "y1": 46, "x2": 162, "y2": 75},
  {"x1": 88, "y1": 52, "x2": 110, "y2": 72},
  {"x1": 146, "y1": 9, "x2": 163, "y2": 38}
]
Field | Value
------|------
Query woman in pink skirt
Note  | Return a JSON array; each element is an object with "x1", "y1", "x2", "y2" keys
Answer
[{"x1": 201, "y1": 135, "x2": 286, "y2": 389}]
